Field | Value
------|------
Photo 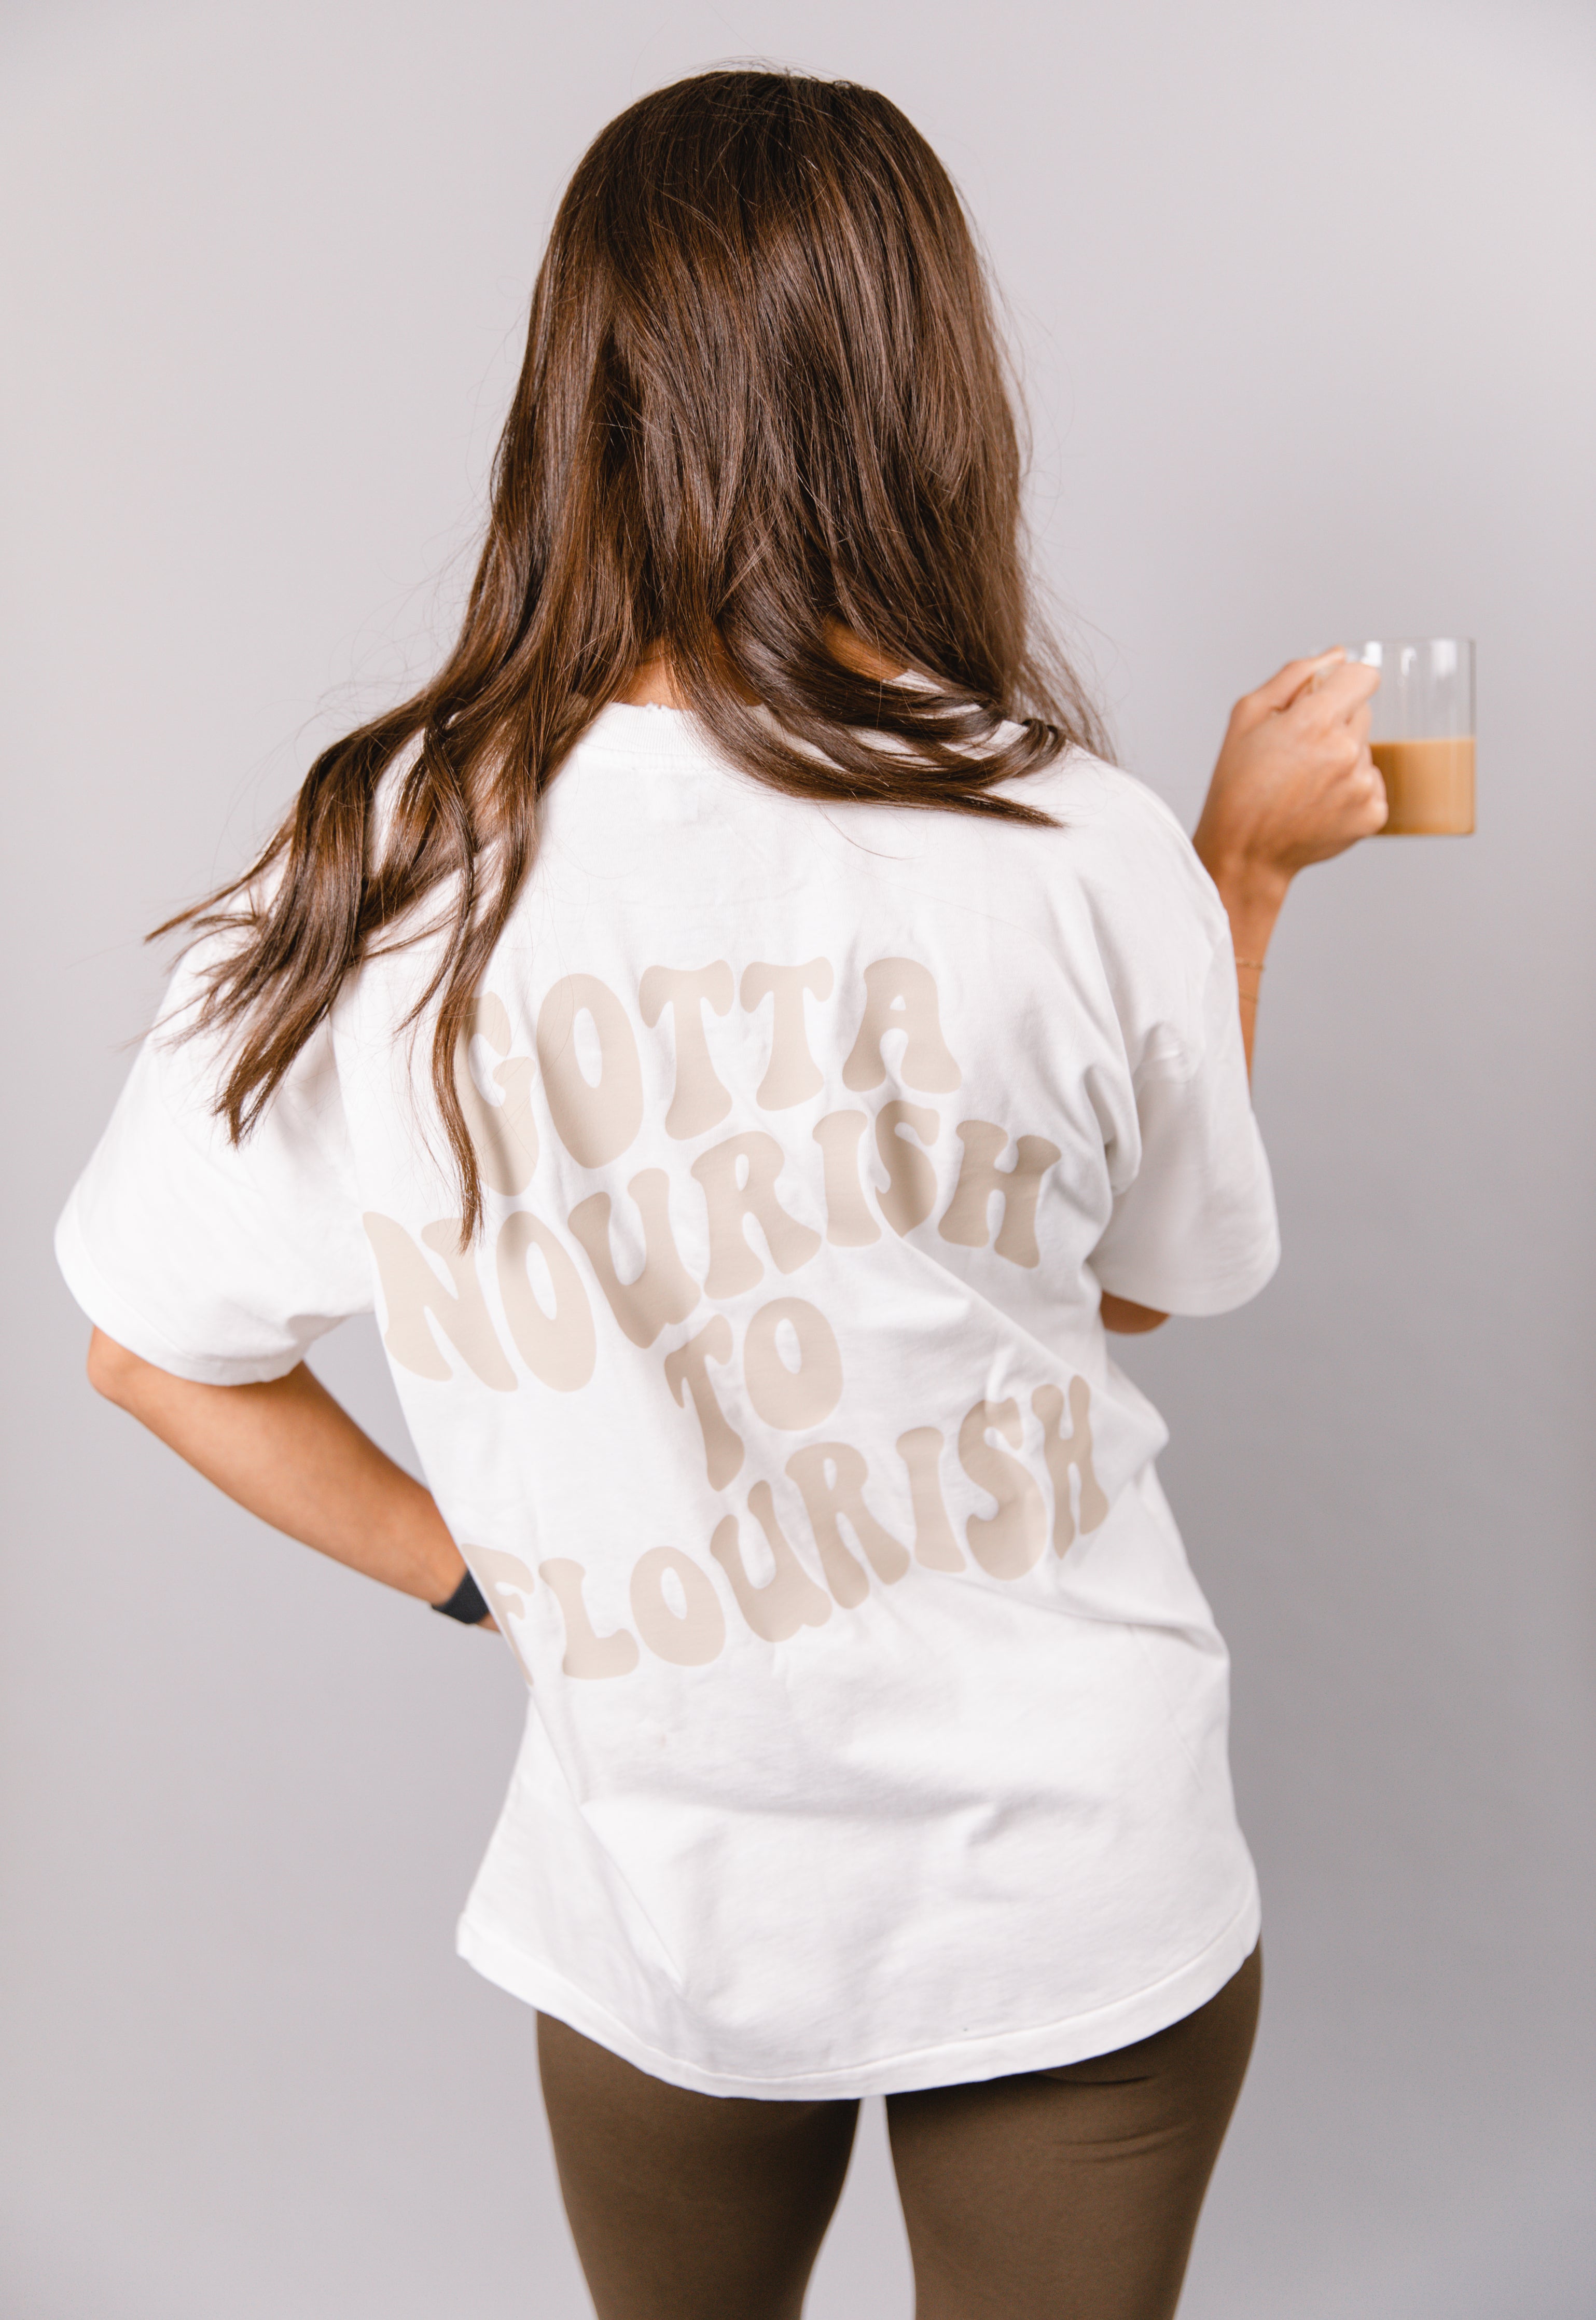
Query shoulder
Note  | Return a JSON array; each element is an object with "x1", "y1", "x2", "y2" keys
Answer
[
  {"x1": 1005, "y1": 744, "x2": 1185, "y2": 844},
  {"x1": 998, "y1": 745, "x2": 1223, "y2": 927}
]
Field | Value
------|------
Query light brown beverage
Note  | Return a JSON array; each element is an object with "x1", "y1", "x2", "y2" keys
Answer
[{"x1": 1372, "y1": 737, "x2": 1476, "y2": 835}]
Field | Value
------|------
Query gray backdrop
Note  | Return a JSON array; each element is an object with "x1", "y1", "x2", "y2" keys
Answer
[{"x1": 4, "y1": 2, "x2": 1592, "y2": 2314}]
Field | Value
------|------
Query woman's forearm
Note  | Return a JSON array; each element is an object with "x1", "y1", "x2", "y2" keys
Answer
[
  {"x1": 1193, "y1": 648, "x2": 1386, "y2": 1078},
  {"x1": 1192, "y1": 852, "x2": 1290, "y2": 1079},
  {"x1": 87, "y1": 1330, "x2": 487, "y2": 1619}
]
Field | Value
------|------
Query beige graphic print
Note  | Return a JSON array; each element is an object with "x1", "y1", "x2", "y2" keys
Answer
[
  {"x1": 957, "y1": 1398, "x2": 1049, "y2": 1580},
  {"x1": 785, "y1": 1443, "x2": 911, "y2": 1605},
  {"x1": 843, "y1": 958, "x2": 962, "y2": 1093},
  {"x1": 363, "y1": 1214, "x2": 517, "y2": 1391},
  {"x1": 1032, "y1": 1379, "x2": 1110, "y2": 1552},
  {"x1": 477, "y1": 1375, "x2": 1108, "y2": 1680},
  {"x1": 743, "y1": 1299, "x2": 844, "y2": 1430},
  {"x1": 629, "y1": 1546, "x2": 727, "y2": 1667},
  {"x1": 742, "y1": 960, "x2": 832, "y2": 1108},
  {"x1": 496, "y1": 1209, "x2": 597, "y2": 1390},
  {"x1": 454, "y1": 993, "x2": 539, "y2": 1196},
  {"x1": 811, "y1": 1111, "x2": 881, "y2": 1247},
  {"x1": 710, "y1": 1486, "x2": 833, "y2": 1641},
  {"x1": 468, "y1": 1547, "x2": 540, "y2": 1680},
  {"x1": 664, "y1": 1316, "x2": 744, "y2": 1489},
  {"x1": 938, "y1": 1122, "x2": 1063, "y2": 1269},
  {"x1": 373, "y1": 953, "x2": 1118, "y2": 1686},
  {"x1": 474, "y1": 1548, "x2": 537, "y2": 1618},
  {"x1": 875, "y1": 1101, "x2": 941, "y2": 1237},
  {"x1": 539, "y1": 1557, "x2": 640, "y2": 1678},
  {"x1": 691, "y1": 1131, "x2": 823, "y2": 1297},
  {"x1": 895, "y1": 1427, "x2": 964, "y2": 1571},
  {"x1": 537, "y1": 974, "x2": 644, "y2": 1167},
  {"x1": 640, "y1": 963, "x2": 734, "y2": 1140},
  {"x1": 568, "y1": 1170, "x2": 699, "y2": 1348}
]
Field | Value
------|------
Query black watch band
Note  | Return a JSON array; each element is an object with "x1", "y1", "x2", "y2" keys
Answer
[{"x1": 432, "y1": 1567, "x2": 490, "y2": 1624}]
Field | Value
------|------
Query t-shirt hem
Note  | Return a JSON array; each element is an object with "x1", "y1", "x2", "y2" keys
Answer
[
  {"x1": 53, "y1": 1198, "x2": 307, "y2": 1387},
  {"x1": 454, "y1": 1872, "x2": 1262, "y2": 2099},
  {"x1": 1094, "y1": 1225, "x2": 1281, "y2": 1320}
]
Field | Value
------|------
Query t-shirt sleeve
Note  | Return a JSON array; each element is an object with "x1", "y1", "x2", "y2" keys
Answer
[
  {"x1": 54, "y1": 942, "x2": 374, "y2": 1385},
  {"x1": 1081, "y1": 777, "x2": 1281, "y2": 1318}
]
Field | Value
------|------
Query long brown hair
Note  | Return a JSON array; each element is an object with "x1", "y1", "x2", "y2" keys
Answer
[{"x1": 166, "y1": 67, "x2": 1105, "y2": 1233}]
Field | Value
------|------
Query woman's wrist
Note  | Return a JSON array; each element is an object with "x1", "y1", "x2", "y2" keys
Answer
[
  {"x1": 1191, "y1": 835, "x2": 1291, "y2": 1079},
  {"x1": 1192, "y1": 836, "x2": 1292, "y2": 968},
  {"x1": 398, "y1": 1492, "x2": 474, "y2": 1606}
]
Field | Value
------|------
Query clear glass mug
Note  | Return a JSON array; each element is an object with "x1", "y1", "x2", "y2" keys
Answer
[{"x1": 1342, "y1": 638, "x2": 1476, "y2": 835}]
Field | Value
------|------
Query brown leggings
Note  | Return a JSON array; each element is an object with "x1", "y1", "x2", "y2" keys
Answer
[{"x1": 537, "y1": 1942, "x2": 1260, "y2": 2320}]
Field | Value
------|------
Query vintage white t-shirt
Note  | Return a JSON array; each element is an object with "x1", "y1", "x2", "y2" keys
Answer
[{"x1": 57, "y1": 703, "x2": 1279, "y2": 2098}]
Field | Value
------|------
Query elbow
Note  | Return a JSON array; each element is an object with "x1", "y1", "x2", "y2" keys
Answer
[{"x1": 87, "y1": 1328, "x2": 150, "y2": 1407}]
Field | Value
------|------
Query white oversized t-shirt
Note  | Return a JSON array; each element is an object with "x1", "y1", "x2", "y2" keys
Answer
[{"x1": 57, "y1": 703, "x2": 1279, "y2": 2097}]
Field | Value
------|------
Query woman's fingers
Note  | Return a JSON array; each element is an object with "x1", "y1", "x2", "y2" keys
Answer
[
  {"x1": 1314, "y1": 734, "x2": 1387, "y2": 846},
  {"x1": 1355, "y1": 748, "x2": 1389, "y2": 833},
  {"x1": 1367, "y1": 766, "x2": 1390, "y2": 832},
  {"x1": 1291, "y1": 656, "x2": 1380, "y2": 724},
  {"x1": 1231, "y1": 648, "x2": 1347, "y2": 729},
  {"x1": 1231, "y1": 649, "x2": 1380, "y2": 737},
  {"x1": 1198, "y1": 646, "x2": 1392, "y2": 888}
]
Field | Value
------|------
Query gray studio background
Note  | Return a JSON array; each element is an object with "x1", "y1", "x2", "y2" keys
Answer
[{"x1": 3, "y1": 2, "x2": 1592, "y2": 2314}]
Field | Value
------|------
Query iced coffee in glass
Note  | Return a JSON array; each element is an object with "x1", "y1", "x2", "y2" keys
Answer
[{"x1": 1346, "y1": 638, "x2": 1475, "y2": 835}]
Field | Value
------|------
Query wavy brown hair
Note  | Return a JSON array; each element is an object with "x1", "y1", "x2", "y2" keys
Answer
[{"x1": 166, "y1": 66, "x2": 1105, "y2": 1233}]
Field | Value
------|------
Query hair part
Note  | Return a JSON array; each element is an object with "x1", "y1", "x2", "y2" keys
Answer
[{"x1": 163, "y1": 66, "x2": 1106, "y2": 1234}]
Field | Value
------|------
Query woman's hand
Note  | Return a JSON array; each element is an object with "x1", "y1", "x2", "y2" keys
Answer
[
  {"x1": 1195, "y1": 649, "x2": 1386, "y2": 902},
  {"x1": 1194, "y1": 648, "x2": 1388, "y2": 1072}
]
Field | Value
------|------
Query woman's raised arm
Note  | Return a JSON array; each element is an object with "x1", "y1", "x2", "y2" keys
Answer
[
  {"x1": 1101, "y1": 650, "x2": 1384, "y2": 1340},
  {"x1": 1194, "y1": 648, "x2": 1387, "y2": 1073}
]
